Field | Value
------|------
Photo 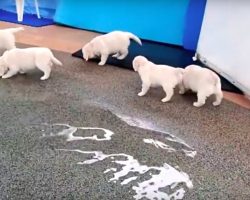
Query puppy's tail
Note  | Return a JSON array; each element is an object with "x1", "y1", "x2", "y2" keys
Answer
[
  {"x1": 214, "y1": 74, "x2": 222, "y2": 92},
  {"x1": 126, "y1": 32, "x2": 142, "y2": 45},
  {"x1": 6, "y1": 27, "x2": 24, "y2": 34},
  {"x1": 51, "y1": 55, "x2": 62, "y2": 66},
  {"x1": 213, "y1": 74, "x2": 223, "y2": 105}
]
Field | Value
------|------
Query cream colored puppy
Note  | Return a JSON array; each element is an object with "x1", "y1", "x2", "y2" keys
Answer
[
  {"x1": 0, "y1": 47, "x2": 62, "y2": 80},
  {"x1": 133, "y1": 56, "x2": 184, "y2": 102},
  {"x1": 82, "y1": 31, "x2": 142, "y2": 66},
  {"x1": 180, "y1": 65, "x2": 223, "y2": 107},
  {"x1": 0, "y1": 27, "x2": 24, "y2": 50}
]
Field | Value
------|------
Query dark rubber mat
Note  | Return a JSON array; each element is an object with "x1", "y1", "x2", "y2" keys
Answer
[{"x1": 72, "y1": 40, "x2": 242, "y2": 94}]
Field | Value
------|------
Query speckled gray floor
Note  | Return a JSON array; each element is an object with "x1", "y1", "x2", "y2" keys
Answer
[{"x1": 0, "y1": 45, "x2": 249, "y2": 200}]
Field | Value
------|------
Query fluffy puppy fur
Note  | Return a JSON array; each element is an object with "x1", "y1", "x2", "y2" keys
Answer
[
  {"x1": 0, "y1": 27, "x2": 24, "y2": 50},
  {"x1": 180, "y1": 65, "x2": 223, "y2": 107},
  {"x1": 133, "y1": 56, "x2": 184, "y2": 102},
  {"x1": 82, "y1": 31, "x2": 142, "y2": 66},
  {"x1": 0, "y1": 47, "x2": 62, "y2": 80}
]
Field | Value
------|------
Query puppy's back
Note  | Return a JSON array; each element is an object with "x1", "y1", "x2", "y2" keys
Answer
[{"x1": 183, "y1": 65, "x2": 220, "y2": 91}]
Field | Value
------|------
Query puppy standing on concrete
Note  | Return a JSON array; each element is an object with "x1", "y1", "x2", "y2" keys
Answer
[
  {"x1": 133, "y1": 56, "x2": 184, "y2": 102},
  {"x1": 179, "y1": 65, "x2": 223, "y2": 107},
  {"x1": 82, "y1": 31, "x2": 142, "y2": 66},
  {"x1": 0, "y1": 27, "x2": 24, "y2": 50},
  {"x1": 0, "y1": 47, "x2": 62, "y2": 80}
]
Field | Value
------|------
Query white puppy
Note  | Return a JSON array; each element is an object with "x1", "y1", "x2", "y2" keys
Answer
[
  {"x1": 82, "y1": 31, "x2": 142, "y2": 66},
  {"x1": 0, "y1": 47, "x2": 62, "y2": 80},
  {"x1": 180, "y1": 65, "x2": 223, "y2": 107},
  {"x1": 133, "y1": 56, "x2": 184, "y2": 102},
  {"x1": 0, "y1": 27, "x2": 24, "y2": 50}
]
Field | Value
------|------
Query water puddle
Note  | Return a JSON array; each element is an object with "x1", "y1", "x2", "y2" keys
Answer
[
  {"x1": 58, "y1": 149, "x2": 193, "y2": 200},
  {"x1": 143, "y1": 138, "x2": 177, "y2": 152},
  {"x1": 40, "y1": 123, "x2": 195, "y2": 200},
  {"x1": 41, "y1": 123, "x2": 114, "y2": 142}
]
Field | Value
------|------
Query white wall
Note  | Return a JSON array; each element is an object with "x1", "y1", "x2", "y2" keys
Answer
[{"x1": 197, "y1": 0, "x2": 250, "y2": 95}]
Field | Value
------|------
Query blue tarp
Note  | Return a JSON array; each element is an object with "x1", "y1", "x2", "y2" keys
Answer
[{"x1": 0, "y1": 0, "x2": 57, "y2": 19}]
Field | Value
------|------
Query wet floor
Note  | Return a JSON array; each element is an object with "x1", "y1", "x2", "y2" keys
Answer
[
  {"x1": 0, "y1": 46, "x2": 249, "y2": 199},
  {"x1": 0, "y1": 101, "x2": 195, "y2": 200}
]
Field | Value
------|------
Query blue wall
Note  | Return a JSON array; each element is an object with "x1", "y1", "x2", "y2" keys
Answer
[
  {"x1": 183, "y1": 0, "x2": 207, "y2": 50},
  {"x1": 54, "y1": 0, "x2": 190, "y2": 46}
]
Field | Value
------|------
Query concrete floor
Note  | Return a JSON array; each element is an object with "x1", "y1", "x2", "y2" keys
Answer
[
  {"x1": 0, "y1": 22, "x2": 250, "y2": 200},
  {"x1": 0, "y1": 42, "x2": 249, "y2": 199}
]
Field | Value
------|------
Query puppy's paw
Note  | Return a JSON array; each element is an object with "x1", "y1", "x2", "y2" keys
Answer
[
  {"x1": 98, "y1": 62, "x2": 105, "y2": 66},
  {"x1": 161, "y1": 97, "x2": 171, "y2": 103},
  {"x1": 112, "y1": 53, "x2": 119, "y2": 58},
  {"x1": 2, "y1": 75, "x2": 10, "y2": 79},
  {"x1": 179, "y1": 90, "x2": 185, "y2": 95},
  {"x1": 138, "y1": 92, "x2": 145, "y2": 97},
  {"x1": 193, "y1": 102, "x2": 204, "y2": 107},
  {"x1": 117, "y1": 56, "x2": 126, "y2": 60},
  {"x1": 40, "y1": 76, "x2": 49, "y2": 81},
  {"x1": 212, "y1": 101, "x2": 221, "y2": 106}
]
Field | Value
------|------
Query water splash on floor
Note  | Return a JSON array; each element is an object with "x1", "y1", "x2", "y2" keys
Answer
[
  {"x1": 58, "y1": 149, "x2": 193, "y2": 200},
  {"x1": 143, "y1": 138, "x2": 197, "y2": 158},
  {"x1": 41, "y1": 123, "x2": 114, "y2": 142},
  {"x1": 41, "y1": 123, "x2": 194, "y2": 200},
  {"x1": 115, "y1": 114, "x2": 194, "y2": 149},
  {"x1": 143, "y1": 138, "x2": 176, "y2": 152}
]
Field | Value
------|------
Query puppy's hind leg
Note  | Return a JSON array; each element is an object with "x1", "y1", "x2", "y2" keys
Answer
[
  {"x1": 193, "y1": 91, "x2": 207, "y2": 107},
  {"x1": 161, "y1": 85, "x2": 174, "y2": 102},
  {"x1": 117, "y1": 49, "x2": 128, "y2": 60},
  {"x1": 138, "y1": 82, "x2": 150, "y2": 96},
  {"x1": 37, "y1": 62, "x2": 52, "y2": 80},
  {"x1": 178, "y1": 82, "x2": 186, "y2": 94},
  {"x1": 112, "y1": 53, "x2": 120, "y2": 58},
  {"x1": 213, "y1": 90, "x2": 223, "y2": 106}
]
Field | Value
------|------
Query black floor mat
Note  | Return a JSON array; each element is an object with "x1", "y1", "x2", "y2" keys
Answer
[{"x1": 72, "y1": 40, "x2": 242, "y2": 94}]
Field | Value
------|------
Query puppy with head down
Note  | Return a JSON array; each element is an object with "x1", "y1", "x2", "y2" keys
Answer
[
  {"x1": 0, "y1": 47, "x2": 62, "y2": 80},
  {"x1": 133, "y1": 56, "x2": 184, "y2": 102},
  {"x1": 180, "y1": 65, "x2": 223, "y2": 107},
  {"x1": 82, "y1": 31, "x2": 142, "y2": 66}
]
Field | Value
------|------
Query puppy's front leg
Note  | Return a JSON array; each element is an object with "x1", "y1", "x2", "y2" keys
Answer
[
  {"x1": 138, "y1": 83, "x2": 150, "y2": 96},
  {"x1": 98, "y1": 54, "x2": 108, "y2": 66},
  {"x1": 2, "y1": 68, "x2": 18, "y2": 79}
]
